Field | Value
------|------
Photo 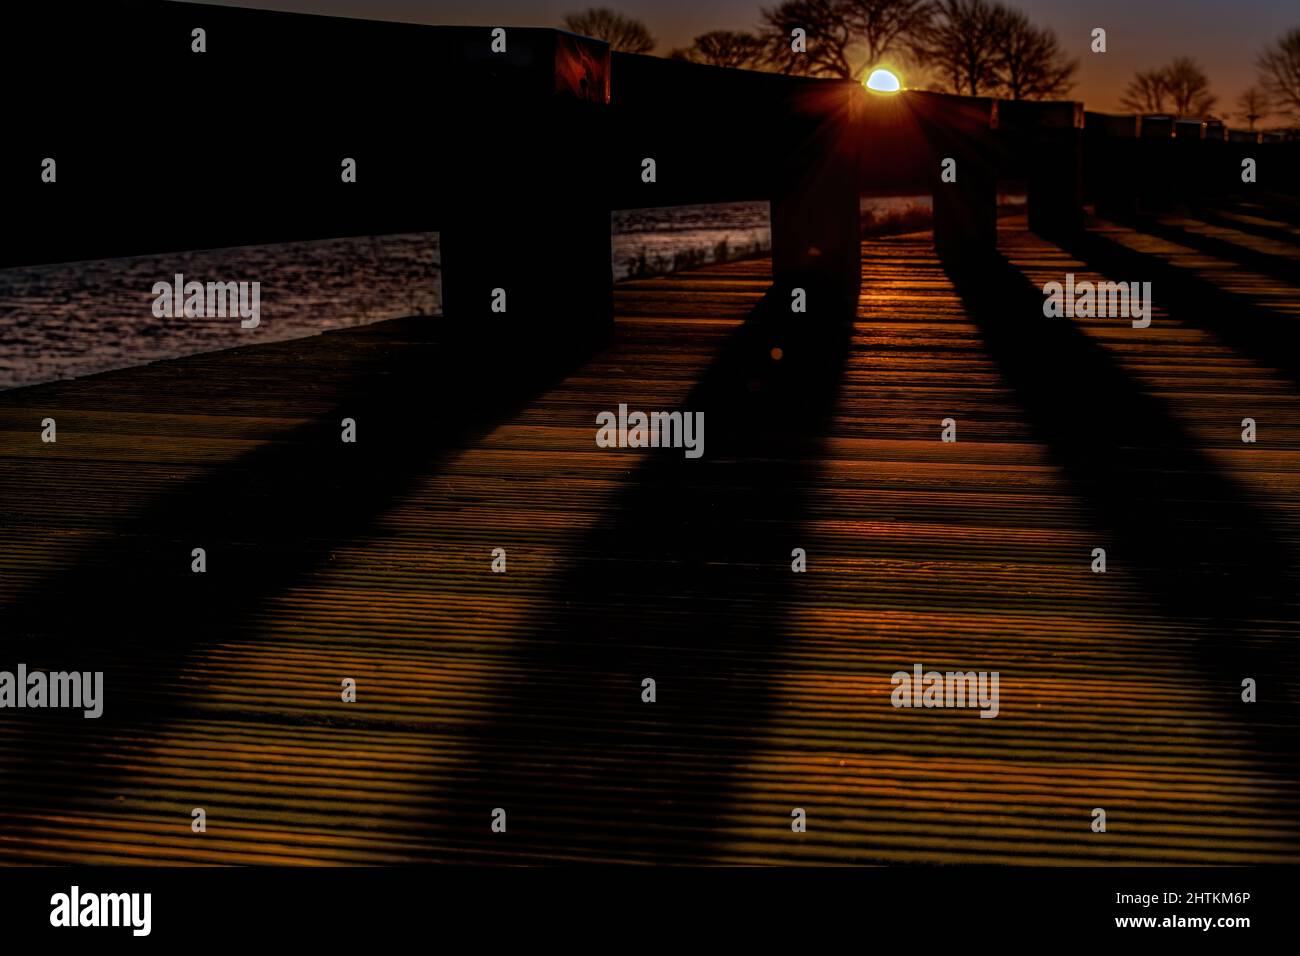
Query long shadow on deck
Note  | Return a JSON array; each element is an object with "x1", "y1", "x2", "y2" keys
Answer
[
  {"x1": 427, "y1": 292, "x2": 852, "y2": 862},
  {"x1": 1062, "y1": 224, "x2": 1300, "y2": 392},
  {"x1": 1119, "y1": 215, "x2": 1300, "y2": 285},
  {"x1": 1191, "y1": 197, "x2": 1300, "y2": 242},
  {"x1": 0, "y1": 319, "x2": 600, "y2": 812},
  {"x1": 946, "y1": 250, "x2": 1300, "y2": 776}
]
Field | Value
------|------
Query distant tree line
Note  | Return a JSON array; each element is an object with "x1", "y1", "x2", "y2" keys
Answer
[
  {"x1": 560, "y1": 4, "x2": 1300, "y2": 125},
  {"x1": 688, "y1": 0, "x2": 1076, "y2": 100},
  {"x1": 561, "y1": 1, "x2": 1073, "y2": 99},
  {"x1": 1255, "y1": 27, "x2": 1300, "y2": 124},
  {"x1": 1117, "y1": 26, "x2": 1300, "y2": 127},
  {"x1": 561, "y1": 8, "x2": 656, "y2": 54},
  {"x1": 1119, "y1": 58, "x2": 1217, "y2": 117}
]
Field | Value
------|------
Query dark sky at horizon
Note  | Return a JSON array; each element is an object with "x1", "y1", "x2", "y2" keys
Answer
[{"x1": 182, "y1": 0, "x2": 1296, "y2": 120}]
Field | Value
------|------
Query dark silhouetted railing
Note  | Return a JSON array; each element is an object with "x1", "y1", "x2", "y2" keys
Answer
[{"x1": 3, "y1": 0, "x2": 1295, "y2": 329}]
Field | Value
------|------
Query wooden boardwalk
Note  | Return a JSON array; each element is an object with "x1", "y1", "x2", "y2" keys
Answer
[{"x1": 1, "y1": 214, "x2": 1298, "y2": 864}]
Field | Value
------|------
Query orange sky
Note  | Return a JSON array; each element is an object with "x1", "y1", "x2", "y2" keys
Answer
[{"x1": 189, "y1": 0, "x2": 1298, "y2": 123}]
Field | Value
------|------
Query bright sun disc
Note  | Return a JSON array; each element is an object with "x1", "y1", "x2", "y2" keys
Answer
[{"x1": 865, "y1": 68, "x2": 901, "y2": 93}]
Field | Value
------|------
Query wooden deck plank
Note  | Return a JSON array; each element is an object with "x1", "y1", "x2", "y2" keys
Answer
[{"x1": 1, "y1": 218, "x2": 1297, "y2": 864}]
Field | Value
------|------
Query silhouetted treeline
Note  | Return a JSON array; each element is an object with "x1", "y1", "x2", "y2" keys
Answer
[{"x1": 562, "y1": 2, "x2": 1300, "y2": 125}]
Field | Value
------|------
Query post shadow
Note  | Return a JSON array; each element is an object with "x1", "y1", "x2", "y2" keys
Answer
[
  {"x1": 1058, "y1": 228, "x2": 1300, "y2": 394},
  {"x1": 1110, "y1": 214, "x2": 1300, "y2": 286},
  {"x1": 424, "y1": 290, "x2": 853, "y2": 862},
  {"x1": 1186, "y1": 199, "x2": 1300, "y2": 243},
  {"x1": 0, "y1": 317, "x2": 603, "y2": 808},
  {"x1": 942, "y1": 250, "x2": 1300, "y2": 777}
]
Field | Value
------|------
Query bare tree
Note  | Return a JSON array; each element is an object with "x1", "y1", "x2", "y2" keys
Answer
[
  {"x1": 1236, "y1": 86, "x2": 1271, "y2": 130},
  {"x1": 759, "y1": 0, "x2": 935, "y2": 80},
  {"x1": 562, "y1": 8, "x2": 655, "y2": 53},
  {"x1": 843, "y1": 0, "x2": 937, "y2": 70},
  {"x1": 670, "y1": 30, "x2": 766, "y2": 69},
  {"x1": 1119, "y1": 59, "x2": 1215, "y2": 117},
  {"x1": 1162, "y1": 57, "x2": 1217, "y2": 116},
  {"x1": 908, "y1": 0, "x2": 1007, "y2": 96},
  {"x1": 761, "y1": 0, "x2": 860, "y2": 77},
  {"x1": 993, "y1": 8, "x2": 1076, "y2": 99},
  {"x1": 1257, "y1": 26, "x2": 1300, "y2": 119},
  {"x1": 1119, "y1": 68, "x2": 1169, "y2": 113}
]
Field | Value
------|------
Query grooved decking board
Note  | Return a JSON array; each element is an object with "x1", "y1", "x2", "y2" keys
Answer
[{"x1": 1, "y1": 217, "x2": 1298, "y2": 864}]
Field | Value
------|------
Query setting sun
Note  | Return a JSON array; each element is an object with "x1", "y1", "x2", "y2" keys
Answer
[{"x1": 865, "y1": 67, "x2": 902, "y2": 93}]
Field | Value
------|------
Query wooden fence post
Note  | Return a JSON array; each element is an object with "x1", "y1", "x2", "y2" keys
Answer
[
  {"x1": 770, "y1": 81, "x2": 866, "y2": 318},
  {"x1": 1136, "y1": 115, "x2": 1177, "y2": 213},
  {"x1": 611, "y1": 56, "x2": 865, "y2": 320},
  {"x1": 438, "y1": 31, "x2": 613, "y2": 334},
  {"x1": 909, "y1": 92, "x2": 999, "y2": 260},
  {"x1": 1084, "y1": 113, "x2": 1140, "y2": 221},
  {"x1": 999, "y1": 100, "x2": 1084, "y2": 240}
]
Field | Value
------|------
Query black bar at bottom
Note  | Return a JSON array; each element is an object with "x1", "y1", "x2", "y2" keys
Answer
[{"x1": 0, "y1": 865, "x2": 1286, "y2": 943}]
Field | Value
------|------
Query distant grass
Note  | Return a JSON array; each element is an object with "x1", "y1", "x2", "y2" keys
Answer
[
  {"x1": 622, "y1": 235, "x2": 770, "y2": 280},
  {"x1": 619, "y1": 195, "x2": 1030, "y2": 279},
  {"x1": 861, "y1": 201, "x2": 932, "y2": 237},
  {"x1": 860, "y1": 197, "x2": 1027, "y2": 237}
]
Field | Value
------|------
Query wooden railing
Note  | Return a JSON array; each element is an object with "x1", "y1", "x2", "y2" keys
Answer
[{"x1": 3, "y1": 0, "x2": 1296, "y2": 327}]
